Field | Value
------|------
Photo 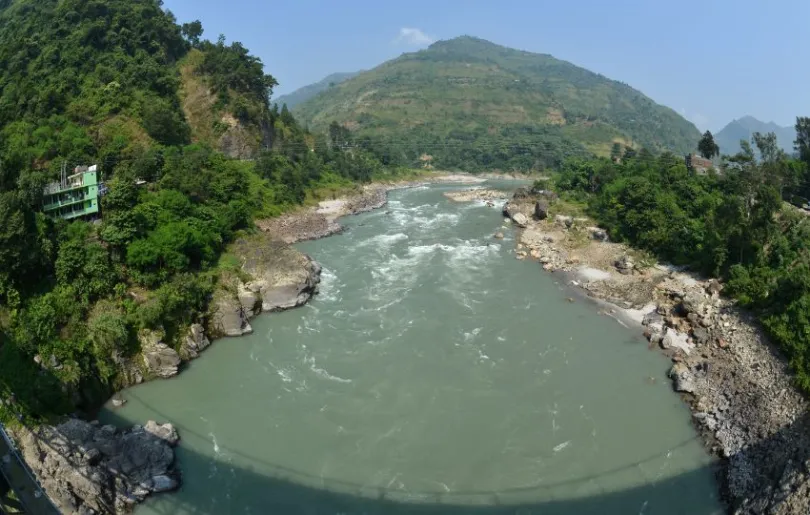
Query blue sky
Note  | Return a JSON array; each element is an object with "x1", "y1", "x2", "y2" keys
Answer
[{"x1": 163, "y1": 0, "x2": 808, "y2": 132}]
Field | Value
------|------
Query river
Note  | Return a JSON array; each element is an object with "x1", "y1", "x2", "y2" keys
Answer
[{"x1": 102, "y1": 182, "x2": 722, "y2": 514}]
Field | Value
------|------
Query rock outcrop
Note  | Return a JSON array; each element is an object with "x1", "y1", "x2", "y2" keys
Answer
[
  {"x1": 139, "y1": 329, "x2": 181, "y2": 379},
  {"x1": 181, "y1": 323, "x2": 211, "y2": 360},
  {"x1": 208, "y1": 234, "x2": 322, "y2": 338},
  {"x1": 15, "y1": 419, "x2": 178, "y2": 515}
]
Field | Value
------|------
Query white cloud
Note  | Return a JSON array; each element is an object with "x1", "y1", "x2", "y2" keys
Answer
[{"x1": 395, "y1": 27, "x2": 435, "y2": 46}]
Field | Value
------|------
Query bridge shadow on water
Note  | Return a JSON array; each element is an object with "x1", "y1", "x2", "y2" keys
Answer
[{"x1": 97, "y1": 394, "x2": 734, "y2": 515}]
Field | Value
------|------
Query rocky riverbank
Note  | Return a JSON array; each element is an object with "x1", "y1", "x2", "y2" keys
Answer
[
  {"x1": 11, "y1": 230, "x2": 324, "y2": 514},
  {"x1": 501, "y1": 187, "x2": 810, "y2": 514},
  {"x1": 12, "y1": 173, "x2": 482, "y2": 513}
]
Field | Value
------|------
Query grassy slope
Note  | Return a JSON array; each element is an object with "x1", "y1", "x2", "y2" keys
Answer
[{"x1": 294, "y1": 36, "x2": 700, "y2": 158}]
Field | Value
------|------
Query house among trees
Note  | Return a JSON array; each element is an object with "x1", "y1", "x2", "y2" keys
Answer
[
  {"x1": 685, "y1": 153, "x2": 714, "y2": 174},
  {"x1": 42, "y1": 165, "x2": 102, "y2": 220}
]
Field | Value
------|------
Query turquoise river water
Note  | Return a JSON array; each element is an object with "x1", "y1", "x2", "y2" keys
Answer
[{"x1": 102, "y1": 182, "x2": 723, "y2": 514}]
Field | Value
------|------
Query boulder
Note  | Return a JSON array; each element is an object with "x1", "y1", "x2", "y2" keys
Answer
[
  {"x1": 642, "y1": 311, "x2": 665, "y2": 334},
  {"x1": 661, "y1": 328, "x2": 694, "y2": 354},
  {"x1": 534, "y1": 199, "x2": 549, "y2": 220},
  {"x1": 208, "y1": 282, "x2": 253, "y2": 338},
  {"x1": 588, "y1": 227, "x2": 609, "y2": 242},
  {"x1": 144, "y1": 421, "x2": 179, "y2": 446},
  {"x1": 669, "y1": 363, "x2": 696, "y2": 393},
  {"x1": 706, "y1": 278, "x2": 723, "y2": 296},
  {"x1": 140, "y1": 330, "x2": 181, "y2": 379},
  {"x1": 554, "y1": 215, "x2": 573, "y2": 228},
  {"x1": 512, "y1": 213, "x2": 529, "y2": 228},
  {"x1": 493, "y1": 232, "x2": 505, "y2": 240},
  {"x1": 681, "y1": 294, "x2": 706, "y2": 315},
  {"x1": 614, "y1": 255, "x2": 635, "y2": 275},
  {"x1": 182, "y1": 323, "x2": 211, "y2": 359},
  {"x1": 238, "y1": 283, "x2": 261, "y2": 317},
  {"x1": 512, "y1": 186, "x2": 532, "y2": 199},
  {"x1": 692, "y1": 327, "x2": 710, "y2": 345},
  {"x1": 15, "y1": 418, "x2": 179, "y2": 514}
]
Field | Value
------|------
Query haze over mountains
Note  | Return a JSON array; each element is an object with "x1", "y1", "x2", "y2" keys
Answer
[
  {"x1": 273, "y1": 71, "x2": 361, "y2": 109},
  {"x1": 714, "y1": 116, "x2": 797, "y2": 155},
  {"x1": 288, "y1": 36, "x2": 701, "y2": 171}
]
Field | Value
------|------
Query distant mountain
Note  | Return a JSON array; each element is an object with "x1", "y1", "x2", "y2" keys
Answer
[
  {"x1": 293, "y1": 36, "x2": 700, "y2": 171},
  {"x1": 273, "y1": 71, "x2": 361, "y2": 109},
  {"x1": 715, "y1": 116, "x2": 796, "y2": 155}
]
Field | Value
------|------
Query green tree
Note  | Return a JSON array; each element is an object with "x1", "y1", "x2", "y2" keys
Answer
[
  {"x1": 698, "y1": 130, "x2": 720, "y2": 159},
  {"x1": 181, "y1": 20, "x2": 204, "y2": 47},
  {"x1": 610, "y1": 142, "x2": 622, "y2": 162},
  {"x1": 795, "y1": 116, "x2": 810, "y2": 165}
]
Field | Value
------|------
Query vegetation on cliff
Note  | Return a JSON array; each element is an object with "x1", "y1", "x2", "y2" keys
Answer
[
  {"x1": 555, "y1": 117, "x2": 810, "y2": 390},
  {"x1": 0, "y1": 0, "x2": 398, "y2": 423}
]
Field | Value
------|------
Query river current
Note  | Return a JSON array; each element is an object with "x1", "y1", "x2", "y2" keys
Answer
[{"x1": 103, "y1": 182, "x2": 722, "y2": 514}]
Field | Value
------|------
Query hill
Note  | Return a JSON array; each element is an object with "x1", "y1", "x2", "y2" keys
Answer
[
  {"x1": 273, "y1": 71, "x2": 361, "y2": 109},
  {"x1": 293, "y1": 36, "x2": 701, "y2": 171},
  {"x1": 715, "y1": 116, "x2": 796, "y2": 155},
  {"x1": 0, "y1": 0, "x2": 395, "y2": 428},
  {"x1": 0, "y1": 0, "x2": 276, "y2": 164}
]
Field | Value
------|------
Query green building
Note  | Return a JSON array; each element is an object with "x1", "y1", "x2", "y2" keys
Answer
[{"x1": 42, "y1": 165, "x2": 101, "y2": 220}]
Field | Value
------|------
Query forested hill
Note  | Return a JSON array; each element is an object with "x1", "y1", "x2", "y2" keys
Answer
[
  {"x1": 0, "y1": 0, "x2": 398, "y2": 423},
  {"x1": 0, "y1": 0, "x2": 276, "y2": 164},
  {"x1": 293, "y1": 36, "x2": 701, "y2": 171},
  {"x1": 273, "y1": 71, "x2": 361, "y2": 109}
]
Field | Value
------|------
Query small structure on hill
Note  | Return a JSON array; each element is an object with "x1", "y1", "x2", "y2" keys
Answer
[
  {"x1": 42, "y1": 164, "x2": 102, "y2": 220},
  {"x1": 685, "y1": 154, "x2": 714, "y2": 175}
]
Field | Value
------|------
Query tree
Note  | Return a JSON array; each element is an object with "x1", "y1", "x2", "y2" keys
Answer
[
  {"x1": 698, "y1": 130, "x2": 720, "y2": 160},
  {"x1": 181, "y1": 20, "x2": 203, "y2": 47},
  {"x1": 796, "y1": 117, "x2": 810, "y2": 165},
  {"x1": 610, "y1": 142, "x2": 622, "y2": 162}
]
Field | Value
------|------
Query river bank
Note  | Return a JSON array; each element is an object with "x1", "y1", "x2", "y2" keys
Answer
[
  {"x1": 9, "y1": 172, "x2": 497, "y2": 514},
  {"x1": 499, "y1": 188, "x2": 810, "y2": 515}
]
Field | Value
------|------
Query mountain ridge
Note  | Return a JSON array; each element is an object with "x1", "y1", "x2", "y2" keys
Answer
[
  {"x1": 274, "y1": 71, "x2": 362, "y2": 109},
  {"x1": 715, "y1": 116, "x2": 796, "y2": 155},
  {"x1": 292, "y1": 36, "x2": 701, "y2": 171}
]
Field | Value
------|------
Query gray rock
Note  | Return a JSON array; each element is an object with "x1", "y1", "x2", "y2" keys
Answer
[
  {"x1": 661, "y1": 328, "x2": 694, "y2": 354},
  {"x1": 144, "y1": 421, "x2": 179, "y2": 446},
  {"x1": 493, "y1": 232, "x2": 505, "y2": 240},
  {"x1": 140, "y1": 330, "x2": 181, "y2": 379},
  {"x1": 706, "y1": 278, "x2": 723, "y2": 296},
  {"x1": 238, "y1": 284, "x2": 261, "y2": 317},
  {"x1": 534, "y1": 199, "x2": 549, "y2": 220},
  {"x1": 692, "y1": 327, "x2": 710, "y2": 345},
  {"x1": 512, "y1": 212, "x2": 529, "y2": 228},
  {"x1": 588, "y1": 227, "x2": 608, "y2": 241},
  {"x1": 669, "y1": 363, "x2": 696, "y2": 393},
  {"x1": 614, "y1": 255, "x2": 635, "y2": 275},
  {"x1": 209, "y1": 283, "x2": 254, "y2": 338},
  {"x1": 182, "y1": 323, "x2": 211, "y2": 359},
  {"x1": 554, "y1": 214, "x2": 573, "y2": 228},
  {"x1": 15, "y1": 418, "x2": 179, "y2": 514},
  {"x1": 681, "y1": 294, "x2": 705, "y2": 315}
]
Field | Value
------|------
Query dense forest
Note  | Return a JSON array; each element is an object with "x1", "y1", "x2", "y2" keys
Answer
[
  {"x1": 292, "y1": 36, "x2": 701, "y2": 172},
  {"x1": 0, "y1": 0, "x2": 398, "y2": 423},
  {"x1": 554, "y1": 118, "x2": 810, "y2": 391}
]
